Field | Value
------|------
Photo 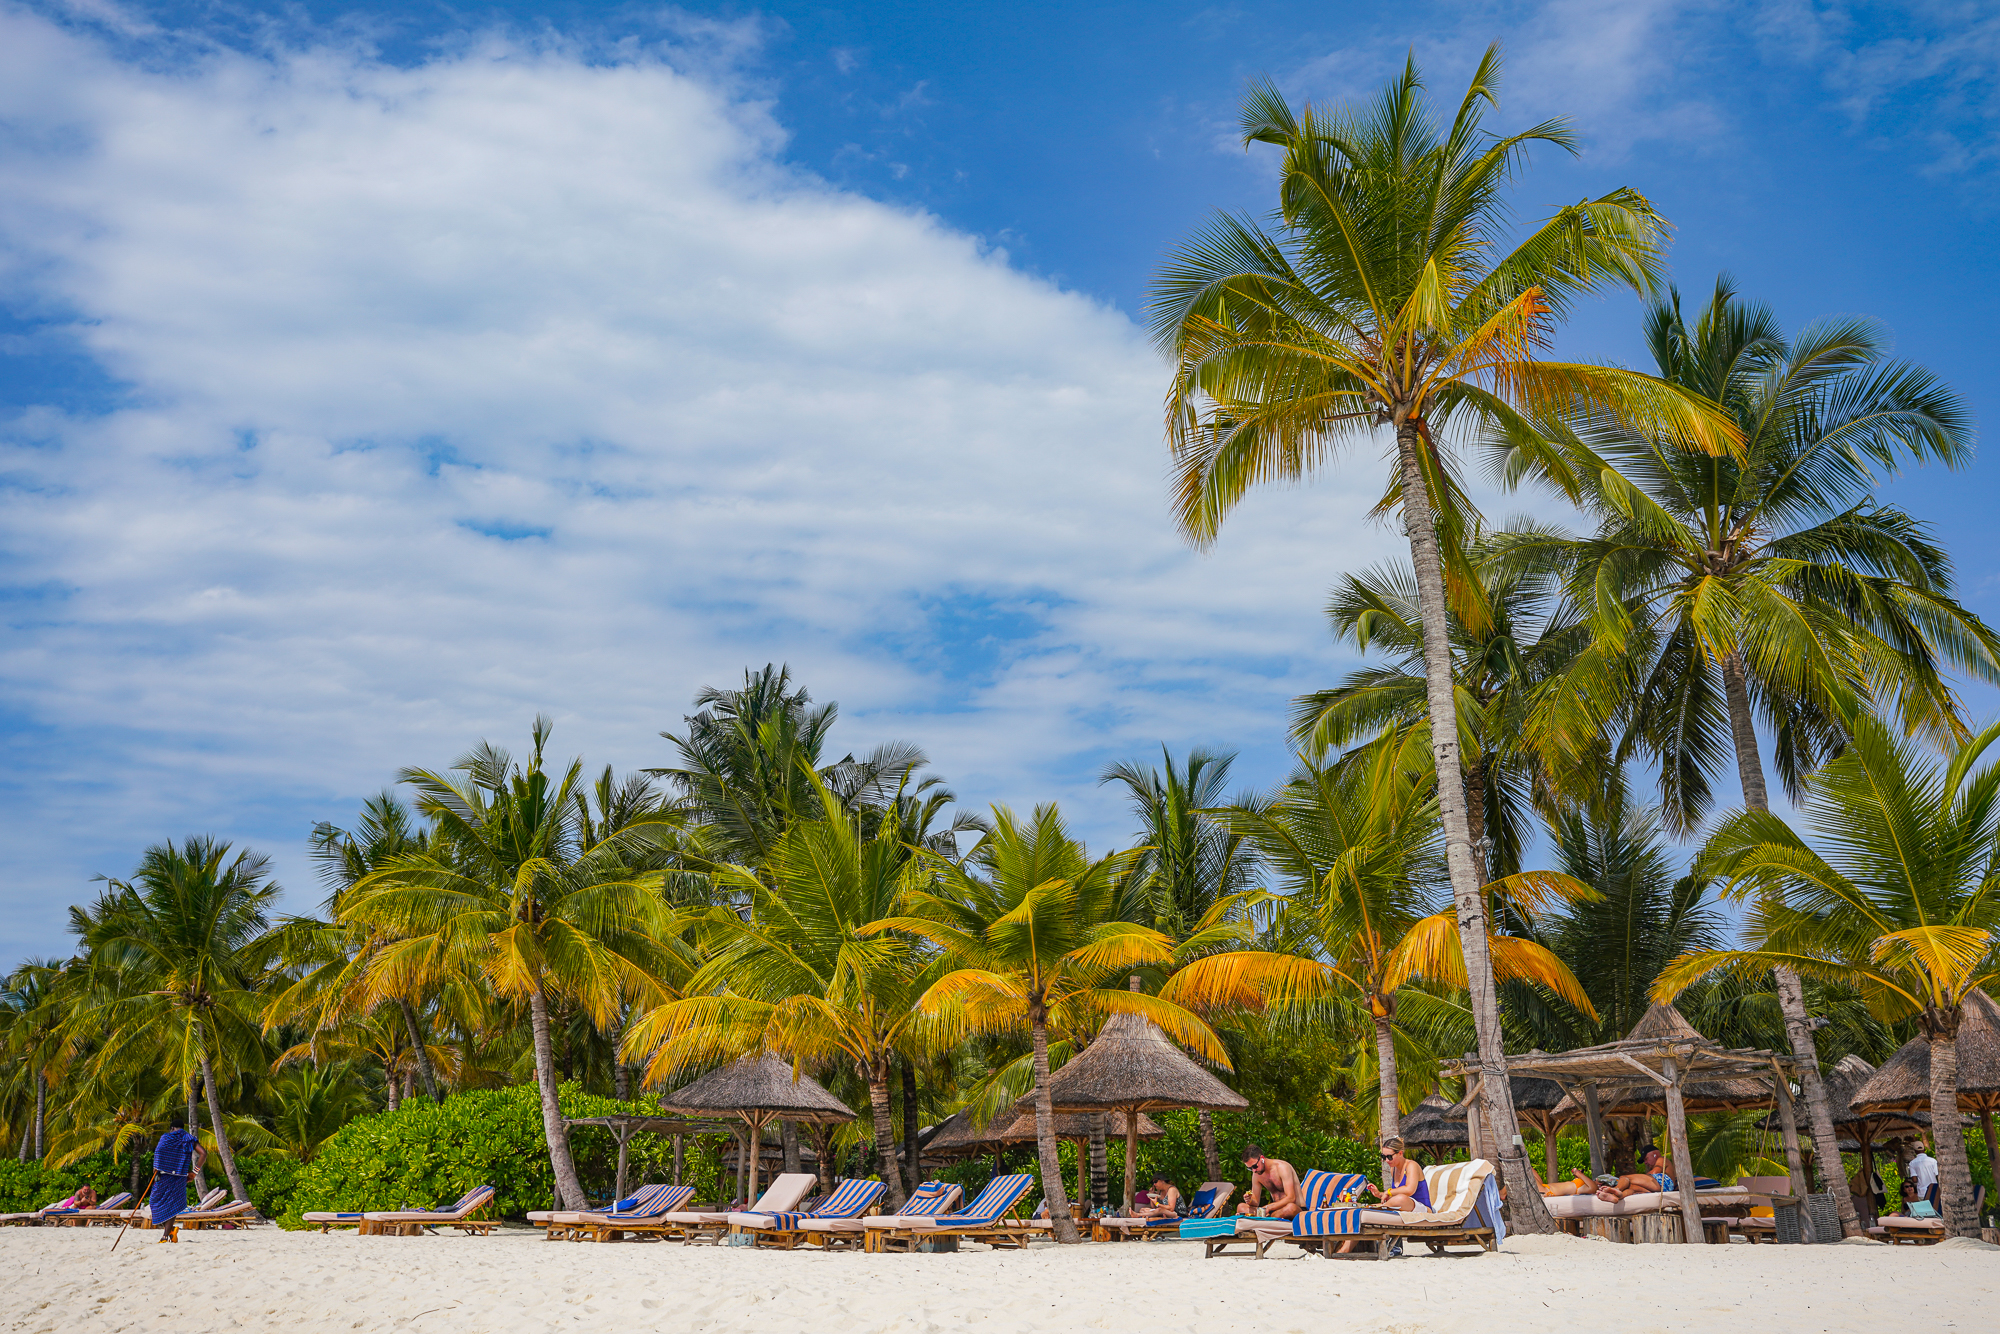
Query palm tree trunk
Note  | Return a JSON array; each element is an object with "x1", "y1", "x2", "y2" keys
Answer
[
  {"x1": 1395, "y1": 420, "x2": 1551, "y2": 1232},
  {"x1": 1720, "y1": 652, "x2": 1860, "y2": 1238},
  {"x1": 612, "y1": 1007, "x2": 631, "y2": 1103},
  {"x1": 33, "y1": 1069, "x2": 45, "y2": 1160},
  {"x1": 782, "y1": 1120, "x2": 800, "y2": 1175},
  {"x1": 527, "y1": 985, "x2": 589, "y2": 1210},
  {"x1": 397, "y1": 997, "x2": 443, "y2": 1104},
  {"x1": 1030, "y1": 1011, "x2": 1080, "y2": 1243},
  {"x1": 1199, "y1": 1110, "x2": 1220, "y2": 1184},
  {"x1": 866, "y1": 1060, "x2": 906, "y2": 1209},
  {"x1": 901, "y1": 1058, "x2": 921, "y2": 1189},
  {"x1": 16, "y1": 1093, "x2": 30, "y2": 1159},
  {"x1": 385, "y1": 1069, "x2": 401, "y2": 1112},
  {"x1": 1373, "y1": 1009, "x2": 1400, "y2": 1141},
  {"x1": 198, "y1": 1053, "x2": 251, "y2": 1204},
  {"x1": 1928, "y1": 1019, "x2": 1976, "y2": 1237},
  {"x1": 188, "y1": 1079, "x2": 207, "y2": 1193}
]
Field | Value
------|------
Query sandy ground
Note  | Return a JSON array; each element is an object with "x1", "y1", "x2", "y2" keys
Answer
[{"x1": 1, "y1": 1225, "x2": 1994, "y2": 1334}]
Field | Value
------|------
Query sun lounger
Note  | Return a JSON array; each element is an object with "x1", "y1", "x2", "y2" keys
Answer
[
  {"x1": 1199, "y1": 1170, "x2": 1366, "y2": 1259},
  {"x1": 356, "y1": 1185, "x2": 498, "y2": 1236},
  {"x1": 798, "y1": 1180, "x2": 961, "y2": 1247},
  {"x1": 539, "y1": 1184, "x2": 697, "y2": 1241},
  {"x1": 128, "y1": 1187, "x2": 230, "y2": 1230},
  {"x1": 1285, "y1": 1160, "x2": 1498, "y2": 1259},
  {"x1": 865, "y1": 1173, "x2": 1038, "y2": 1252},
  {"x1": 50, "y1": 1192, "x2": 136, "y2": 1226},
  {"x1": 170, "y1": 1199, "x2": 261, "y2": 1231},
  {"x1": 2, "y1": 1191, "x2": 138, "y2": 1226},
  {"x1": 1094, "y1": 1181, "x2": 1236, "y2": 1241},
  {"x1": 655, "y1": 1173, "x2": 816, "y2": 1244},
  {"x1": 728, "y1": 1177, "x2": 889, "y2": 1249}
]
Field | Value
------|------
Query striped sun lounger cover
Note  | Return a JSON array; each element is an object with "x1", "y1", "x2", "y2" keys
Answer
[
  {"x1": 756, "y1": 1178, "x2": 888, "y2": 1230},
  {"x1": 898, "y1": 1182, "x2": 960, "y2": 1216},
  {"x1": 916, "y1": 1173, "x2": 1035, "y2": 1227},
  {"x1": 1288, "y1": 1171, "x2": 1373, "y2": 1237}
]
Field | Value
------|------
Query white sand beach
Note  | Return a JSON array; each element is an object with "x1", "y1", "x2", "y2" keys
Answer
[{"x1": 2, "y1": 1228, "x2": 1994, "y2": 1334}]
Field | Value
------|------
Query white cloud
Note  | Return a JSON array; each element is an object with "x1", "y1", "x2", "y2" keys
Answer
[{"x1": 0, "y1": 7, "x2": 1440, "y2": 959}]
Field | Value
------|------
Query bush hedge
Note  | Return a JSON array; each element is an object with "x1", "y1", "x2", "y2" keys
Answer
[{"x1": 278, "y1": 1083, "x2": 730, "y2": 1228}]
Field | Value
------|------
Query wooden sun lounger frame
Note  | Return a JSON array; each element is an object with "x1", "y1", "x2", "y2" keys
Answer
[
  {"x1": 865, "y1": 1208, "x2": 1039, "y2": 1252},
  {"x1": 1093, "y1": 1182, "x2": 1238, "y2": 1242},
  {"x1": 1290, "y1": 1222, "x2": 1498, "y2": 1259}
]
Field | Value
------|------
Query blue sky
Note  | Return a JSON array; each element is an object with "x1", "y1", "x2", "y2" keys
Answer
[{"x1": 2, "y1": 0, "x2": 1997, "y2": 961}]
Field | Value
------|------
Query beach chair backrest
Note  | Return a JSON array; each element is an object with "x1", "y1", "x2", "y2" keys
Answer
[
  {"x1": 899, "y1": 1181, "x2": 963, "y2": 1216},
  {"x1": 197, "y1": 1187, "x2": 229, "y2": 1211},
  {"x1": 1196, "y1": 1182, "x2": 1236, "y2": 1217},
  {"x1": 746, "y1": 1173, "x2": 818, "y2": 1214},
  {"x1": 1420, "y1": 1159, "x2": 1493, "y2": 1223},
  {"x1": 655, "y1": 1184, "x2": 696, "y2": 1214},
  {"x1": 441, "y1": 1186, "x2": 495, "y2": 1217},
  {"x1": 1298, "y1": 1171, "x2": 1367, "y2": 1211},
  {"x1": 949, "y1": 1173, "x2": 1035, "y2": 1224},
  {"x1": 607, "y1": 1183, "x2": 675, "y2": 1217},
  {"x1": 813, "y1": 1178, "x2": 887, "y2": 1219}
]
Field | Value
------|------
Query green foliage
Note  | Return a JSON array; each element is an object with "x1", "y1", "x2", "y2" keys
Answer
[
  {"x1": 0, "y1": 1153, "x2": 120, "y2": 1213},
  {"x1": 279, "y1": 1083, "x2": 727, "y2": 1228},
  {"x1": 241, "y1": 1154, "x2": 304, "y2": 1221}
]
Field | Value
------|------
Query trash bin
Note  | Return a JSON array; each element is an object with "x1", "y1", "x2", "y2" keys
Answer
[{"x1": 1805, "y1": 1192, "x2": 1842, "y2": 1243}]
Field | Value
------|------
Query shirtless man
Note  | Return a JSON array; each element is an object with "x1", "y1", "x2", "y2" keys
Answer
[
  {"x1": 1235, "y1": 1145, "x2": 1303, "y2": 1218},
  {"x1": 1596, "y1": 1147, "x2": 1676, "y2": 1202}
]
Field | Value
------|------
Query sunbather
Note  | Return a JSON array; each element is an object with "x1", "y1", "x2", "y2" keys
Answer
[
  {"x1": 1539, "y1": 1171, "x2": 1597, "y2": 1197},
  {"x1": 1596, "y1": 1147, "x2": 1675, "y2": 1202},
  {"x1": 1235, "y1": 1145, "x2": 1303, "y2": 1219},
  {"x1": 49, "y1": 1186, "x2": 100, "y2": 1212},
  {"x1": 1363, "y1": 1137, "x2": 1429, "y2": 1212},
  {"x1": 1134, "y1": 1177, "x2": 1180, "y2": 1220}
]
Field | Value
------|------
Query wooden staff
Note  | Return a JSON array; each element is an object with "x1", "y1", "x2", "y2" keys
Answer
[{"x1": 110, "y1": 1173, "x2": 157, "y2": 1253}]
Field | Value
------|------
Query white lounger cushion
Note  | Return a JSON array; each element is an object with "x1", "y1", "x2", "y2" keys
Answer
[
  {"x1": 1546, "y1": 1186, "x2": 1750, "y2": 1219},
  {"x1": 666, "y1": 1173, "x2": 817, "y2": 1226},
  {"x1": 796, "y1": 1216, "x2": 866, "y2": 1233}
]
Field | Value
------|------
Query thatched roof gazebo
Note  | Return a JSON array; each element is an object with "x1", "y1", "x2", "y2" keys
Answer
[
  {"x1": 659, "y1": 1055, "x2": 854, "y2": 1204},
  {"x1": 1850, "y1": 989, "x2": 2000, "y2": 1199},
  {"x1": 1397, "y1": 1094, "x2": 1468, "y2": 1158},
  {"x1": 993, "y1": 1109, "x2": 1165, "y2": 1206},
  {"x1": 1442, "y1": 1004, "x2": 1803, "y2": 1246},
  {"x1": 924, "y1": 1107, "x2": 1010, "y2": 1162},
  {"x1": 1015, "y1": 992, "x2": 1247, "y2": 1212}
]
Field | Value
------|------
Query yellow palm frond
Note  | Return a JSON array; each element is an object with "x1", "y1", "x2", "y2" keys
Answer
[{"x1": 1159, "y1": 950, "x2": 1340, "y2": 1011}]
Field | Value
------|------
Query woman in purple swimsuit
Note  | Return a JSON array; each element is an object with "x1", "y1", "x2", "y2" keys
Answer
[{"x1": 1369, "y1": 1137, "x2": 1430, "y2": 1212}]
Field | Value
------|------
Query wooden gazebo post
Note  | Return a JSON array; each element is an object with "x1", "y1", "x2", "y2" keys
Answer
[
  {"x1": 1581, "y1": 1084, "x2": 1605, "y2": 1176},
  {"x1": 1659, "y1": 1052, "x2": 1706, "y2": 1243},
  {"x1": 1769, "y1": 1063, "x2": 1809, "y2": 1201}
]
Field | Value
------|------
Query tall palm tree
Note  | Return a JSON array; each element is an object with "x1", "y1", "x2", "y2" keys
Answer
[
  {"x1": 1504, "y1": 277, "x2": 1998, "y2": 1234},
  {"x1": 76, "y1": 837, "x2": 277, "y2": 1204},
  {"x1": 342, "y1": 718, "x2": 688, "y2": 1210},
  {"x1": 1174, "y1": 749, "x2": 1596, "y2": 1139},
  {"x1": 2, "y1": 959, "x2": 69, "y2": 1161},
  {"x1": 1149, "y1": 49, "x2": 1730, "y2": 1219},
  {"x1": 623, "y1": 774, "x2": 939, "y2": 1207},
  {"x1": 877, "y1": 804, "x2": 1222, "y2": 1244},
  {"x1": 1100, "y1": 746, "x2": 1259, "y2": 1177},
  {"x1": 1653, "y1": 715, "x2": 2000, "y2": 1238},
  {"x1": 1292, "y1": 526, "x2": 1591, "y2": 878},
  {"x1": 654, "y1": 665, "x2": 930, "y2": 870}
]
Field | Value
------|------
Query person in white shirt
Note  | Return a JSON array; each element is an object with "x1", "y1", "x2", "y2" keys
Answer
[{"x1": 1906, "y1": 1142, "x2": 1940, "y2": 1213}]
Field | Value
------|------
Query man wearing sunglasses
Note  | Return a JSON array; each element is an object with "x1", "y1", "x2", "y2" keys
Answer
[{"x1": 1234, "y1": 1145, "x2": 1303, "y2": 1219}]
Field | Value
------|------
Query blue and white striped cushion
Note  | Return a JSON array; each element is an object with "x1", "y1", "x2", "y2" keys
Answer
[{"x1": 1296, "y1": 1171, "x2": 1367, "y2": 1211}]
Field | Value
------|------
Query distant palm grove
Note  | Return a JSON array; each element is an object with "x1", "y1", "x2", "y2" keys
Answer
[{"x1": 7, "y1": 50, "x2": 2000, "y2": 1241}]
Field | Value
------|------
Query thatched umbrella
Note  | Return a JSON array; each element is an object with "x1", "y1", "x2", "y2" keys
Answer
[
  {"x1": 1850, "y1": 989, "x2": 2000, "y2": 1198},
  {"x1": 994, "y1": 1109, "x2": 1165, "y2": 1208},
  {"x1": 659, "y1": 1055, "x2": 854, "y2": 1204},
  {"x1": 1397, "y1": 1094, "x2": 1468, "y2": 1158},
  {"x1": 1015, "y1": 1000, "x2": 1247, "y2": 1213},
  {"x1": 562, "y1": 1114, "x2": 728, "y2": 1198}
]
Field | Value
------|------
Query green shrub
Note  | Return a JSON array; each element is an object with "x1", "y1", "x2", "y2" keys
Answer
[
  {"x1": 0, "y1": 1154, "x2": 124, "y2": 1214},
  {"x1": 279, "y1": 1083, "x2": 728, "y2": 1229}
]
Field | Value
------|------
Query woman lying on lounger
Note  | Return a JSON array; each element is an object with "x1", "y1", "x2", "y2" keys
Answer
[{"x1": 1538, "y1": 1172, "x2": 1597, "y2": 1197}]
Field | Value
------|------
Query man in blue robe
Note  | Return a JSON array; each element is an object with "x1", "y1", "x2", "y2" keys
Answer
[{"x1": 150, "y1": 1112, "x2": 206, "y2": 1242}]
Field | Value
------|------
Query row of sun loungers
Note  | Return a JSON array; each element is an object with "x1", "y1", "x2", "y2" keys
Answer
[
  {"x1": 0, "y1": 1191, "x2": 136, "y2": 1226},
  {"x1": 302, "y1": 1185, "x2": 498, "y2": 1236},
  {"x1": 1, "y1": 1188, "x2": 261, "y2": 1231}
]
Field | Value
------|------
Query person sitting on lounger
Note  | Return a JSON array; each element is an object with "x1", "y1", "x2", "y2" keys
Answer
[
  {"x1": 1235, "y1": 1145, "x2": 1303, "y2": 1218},
  {"x1": 1539, "y1": 1171, "x2": 1597, "y2": 1197},
  {"x1": 1595, "y1": 1147, "x2": 1675, "y2": 1202},
  {"x1": 1365, "y1": 1137, "x2": 1429, "y2": 1212},
  {"x1": 1134, "y1": 1177, "x2": 1181, "y2": 1220}
]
